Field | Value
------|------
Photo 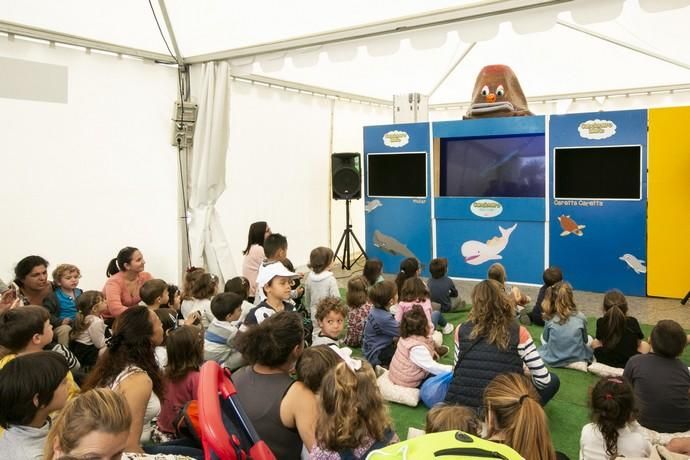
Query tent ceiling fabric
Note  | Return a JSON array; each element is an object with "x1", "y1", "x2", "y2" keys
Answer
[{"x1": 1, "y1": 0, "x2": 690, "y2": 104}]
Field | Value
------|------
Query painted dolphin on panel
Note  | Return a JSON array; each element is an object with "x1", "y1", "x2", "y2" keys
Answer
[
  {"x1": 558, "y1": 215, "x2": 586, "y2": 237},
  {"x1": 461, "y1": 223, "x2": 518, "y2": 266},
  {"x1": 372, "y1": 230, "x2": 416, "y2": 259},
  {"x1": 365, "y1": 199, "x2": 383, "y2": 213},
  {"x1": 619, "y1": 253, "x2": 646, "y2": 274}
]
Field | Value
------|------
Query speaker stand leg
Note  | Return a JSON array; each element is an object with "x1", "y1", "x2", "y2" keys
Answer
[{"x1": 334, "y1": 199, "x2": 368, "y2": 270}]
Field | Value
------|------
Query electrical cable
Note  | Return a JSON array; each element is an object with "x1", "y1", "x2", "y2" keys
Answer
[{"x1": 147, "y1": 0, "x2": 192, "y2": 268}]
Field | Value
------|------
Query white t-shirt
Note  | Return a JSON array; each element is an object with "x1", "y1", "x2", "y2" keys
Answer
[
  {"x1": 180, "y1": 297, "x2": 213, "y2": 328},
  {"x1": 579, "y1": 421, "x2": 651, "y2": 460}
]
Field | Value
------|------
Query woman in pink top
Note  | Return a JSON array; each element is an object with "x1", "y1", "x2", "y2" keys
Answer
[
  {"x1": 241, "y1": 221, "x2": 270, "y2": 301},
  {"x1": 103, "y1": 247, "x2": 152, "y2": 319}
]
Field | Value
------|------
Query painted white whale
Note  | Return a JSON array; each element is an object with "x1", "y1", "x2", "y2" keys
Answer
[
  {"x1": 461, "y1": 223, "x2": 518, "y2": 266},
  {"x1": 365, "y1": 199, "x2": 383, "y2": 213},
  {"x1": 619, "y1": 253, "x2": 646, "y2": 274}
]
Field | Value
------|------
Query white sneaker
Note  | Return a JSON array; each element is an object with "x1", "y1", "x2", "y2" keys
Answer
[{"x1": 442, "y1": 323, "x2": 454, "y2": 335}]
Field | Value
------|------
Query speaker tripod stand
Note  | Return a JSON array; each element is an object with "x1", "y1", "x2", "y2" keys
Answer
[{"x1": 334, "y1": 199, "x2": 367, "y2": 270}]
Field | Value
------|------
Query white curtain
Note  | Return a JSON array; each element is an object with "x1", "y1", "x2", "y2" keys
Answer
[{"x1": 188, "y1": 61, "x2": 235, "y2": 284}]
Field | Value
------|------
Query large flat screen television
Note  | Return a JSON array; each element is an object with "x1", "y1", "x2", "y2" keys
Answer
[
  {"x1": 554, "y1": 145, "x2": 641, "y2": 199},
  {"x1": 439, "y1": 134, "x2": 546, "y2": 198},
  {"x1": 367, "y1": 152, "x2": 427, "y2": 198}
]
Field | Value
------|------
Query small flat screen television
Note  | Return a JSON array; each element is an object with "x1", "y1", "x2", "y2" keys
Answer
[
  {"x1": 439, "y1": 134, "x2": 545, "y2": 197},
  {"x1": 367, "y1": 152, "x2": 427, "y2": 198},
  {"x1": 554, "y1": 145, "x2": 641, "y2": 199}
]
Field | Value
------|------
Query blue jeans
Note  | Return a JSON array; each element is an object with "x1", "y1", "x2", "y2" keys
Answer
[
  {"x1": 536, "y1": 372, "x2": 560, "y2": 406},
  {"x1": 144, "y1": 438, "x2": 204, "y2": 459},
  {"x1": 431, "y1": 310, "x2": 447, "y2": 328}
]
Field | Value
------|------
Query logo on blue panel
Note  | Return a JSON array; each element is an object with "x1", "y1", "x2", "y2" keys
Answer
[
  {"x1": 470, "y1": 199, "x2": 503, "y2": 218},
  {"x1": 578, "y1": 119, "x2": 616, "y2": 140},
  {"x1": 382, "y1": 130, "x2": 410, "y2": 148}
]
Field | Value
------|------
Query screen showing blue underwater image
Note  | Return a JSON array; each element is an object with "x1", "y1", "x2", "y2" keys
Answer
[{"x1": 440, "y1": 134, "x2": 545, "y2": 197}]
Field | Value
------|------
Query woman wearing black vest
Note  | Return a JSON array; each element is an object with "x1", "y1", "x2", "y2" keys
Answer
[
  {"x1": 445, "y1": 279, "x2": 560, "y2": 409},
  {"x1": 232, "y1": 311, "x2": 316, "y2": 459}
]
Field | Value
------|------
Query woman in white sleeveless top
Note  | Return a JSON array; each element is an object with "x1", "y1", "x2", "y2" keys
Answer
[{"x1": 82, "y1": 306, "x2": 165, "y2": 453}]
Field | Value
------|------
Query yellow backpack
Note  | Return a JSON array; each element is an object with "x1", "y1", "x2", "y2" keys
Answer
[{"x1": 366, "y1": 431, "x2": 524, "y2": 460}]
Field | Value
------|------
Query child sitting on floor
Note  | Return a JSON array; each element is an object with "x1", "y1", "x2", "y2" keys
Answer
[
  {"x1": 427, "y1": 257, "x2": 465, "y2": 313},
  {"x1": 529, "y1": 266, "x2": 563, "y2": 326},
  {"x1": 304, "y1": 246, "x2": 340, "y2": 338},
  {"x1": 245, "y1": 263, "x2": 299, "y2": 326},
  {"x1": 579, "y1": 377, "x2": 651, "y2": 460},
  {"x1": 295, "y1": 345, "x2": 341, "y2": 394},
  {"x1": 343, "y1": 275, "x2": 372, "y2": 348},
  {"x1": 0, "y1": 352, "x2": 70, "y2": 459},
  {"x1": 204, "y1": 292, "x2": 245, "y2": 370},
  {"x1": 140, "y1": 279, "x2": 169, "y2": 311},
  {"x1": 394, "y1": 257, "x2": 419, "y2": 298},
  {"x1": 312, "y1": 297, "x2": 348, "y2": 347},
  {"x1": 310, "y1": 362, "x2": 398, "y2": 459},
  {"x1": 624, "y1": 319, "x2": 690, "y2": 433},
  {"x1": 487, "y1": 263, "x2": 531, "y2": 310},
  {"x1": 0, "y1": 306, "x2": 80, "y2": 400},
  {"x1": 224, "y1": 276, "x2": 255, "y2": 325},
  {"x1": 396, "y1": 277, "x2": 452, "y2": 335},
  {"x1": 180, "y1": 271, "x2": 218, "y2": 328},
  {"x1": 51, "y1": 263, "x2": 83, "y2": 326},
  {"x1": 157, "y1": 326, "x2": 203, "y2": 439},
  {"x1": 363, "y1": 259, "x2": 384, "y2": 286},
  {"x1": 591, "y1": 289, "x2": 650, "y2": 368},
  {"x1": 538, "y1": 281, "x2": 593, "y2": 367},
  {"x1": 425, "y1": 404, "x2": 479, "y2": 436},
  {"x1": 362, "y1": 280, "x2": 399, "y2": 367},
  {"x1": 69, "y1": 290, "x2": 108, "y2": 370},
  {"x1": 389, "y1": 305, "x2": 452, "y2": 388}
]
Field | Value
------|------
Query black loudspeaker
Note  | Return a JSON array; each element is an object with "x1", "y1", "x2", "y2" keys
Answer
[{"x1": 332, "y1": 153, "x2": 362, "y2": 200}]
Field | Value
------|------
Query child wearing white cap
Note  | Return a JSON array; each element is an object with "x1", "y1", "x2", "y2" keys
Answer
[{"x1": 244, "y1": 263, "x2": 300, "y2": 326}]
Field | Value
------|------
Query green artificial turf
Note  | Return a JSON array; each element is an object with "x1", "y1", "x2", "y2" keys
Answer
[{"x1": 346, "y1": 307, "x2": 690, "y2": 459}]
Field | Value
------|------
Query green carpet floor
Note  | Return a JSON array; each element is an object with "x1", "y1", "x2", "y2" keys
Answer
[{"x1": 350, "y1": 310, "x2": 690, "y2": 459}]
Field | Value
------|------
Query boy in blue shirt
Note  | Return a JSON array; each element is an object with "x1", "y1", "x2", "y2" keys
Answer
[{"x1": 362, "y1": 280, "x2": 400, "y2": 367}]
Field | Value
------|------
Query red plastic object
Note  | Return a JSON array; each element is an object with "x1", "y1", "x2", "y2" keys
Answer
[{"x1": 198, "y1": 361, "x2": 276, "y2": 460}]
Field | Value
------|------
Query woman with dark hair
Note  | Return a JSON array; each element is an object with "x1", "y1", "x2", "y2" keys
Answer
[
  {"x1": 81, "y1": 306, "x2": 164, "y2": 453},
  {"x1": 13, "y1": 255, "x2": 71, "y2": 346},
  {"x1": 233, "y1": 311, "x2": 317, "y2": 459},
  {"x1": 13, "y1": 255, "x2": 52, "y2": 306},
  {"x1": 241, "y1": 221, "x2": 270, "y2": 302},
  {"x1": 103, "y1": 247, "x2": 152, "y2": 319}
]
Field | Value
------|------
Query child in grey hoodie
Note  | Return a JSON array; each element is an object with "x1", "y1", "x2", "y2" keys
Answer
[{"x1": 304, "y1": 246, "x2": 340, "y2": 339}]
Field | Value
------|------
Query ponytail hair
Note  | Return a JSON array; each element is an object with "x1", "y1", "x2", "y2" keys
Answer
[
  {"x1": 106, "y1": 246, "x2": 139, "y2": 277},
  {"x1": 70, "y1": 291, "x2": 104, "y2": 340},
  {"x1": 394, "y1": 258, "x2": 419, "y2": 297},
  {"x1": 316, "y1": 361, "x2": 391, "y2": 451},
  {"x1": 234, "y1": 311, "x2": 304, "y2": 367},
  {"x1": 601, "y1": 290, "x2": 628, "y2": 349},
  {"x1": 483, "y1": 373, "x2": 556, "y2": 460},
  {"x1": 542, "y1": 281, "x2": 577, "y2": 324},
  {"x1": 590, "y1": 377, "x2": 636, "y2": 459},
  {"x1": 400, "y1": 277, "x2": 429, "y2": 302}
]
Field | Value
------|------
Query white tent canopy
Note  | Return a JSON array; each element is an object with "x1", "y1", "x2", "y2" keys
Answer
[
  {"x1": 2, "y1": 0, "x2": 690, "y2": 287},
  {"x1": 3, "y1": 0, "x2": 690, "y2": 105}
]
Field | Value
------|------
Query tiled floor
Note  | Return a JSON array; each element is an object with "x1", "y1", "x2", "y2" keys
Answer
[{"x1": 332, "y1": 258, "x2": 690, "y2": 328}]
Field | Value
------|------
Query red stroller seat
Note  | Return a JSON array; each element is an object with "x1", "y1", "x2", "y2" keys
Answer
[{"x1": 198, "y1": 361, "x2": 276, "y2": 460}]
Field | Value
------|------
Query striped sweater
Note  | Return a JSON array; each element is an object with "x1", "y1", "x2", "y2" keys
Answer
[{"x1": 453, "y1": 324, "x2": 552, "y2": 388}]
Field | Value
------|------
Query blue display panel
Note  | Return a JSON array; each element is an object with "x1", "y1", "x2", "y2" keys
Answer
[
  {"x1": 549, "y1": 110, "x2": 647, "y2": 296},
  {"x1": 363, "y1": 123, "x2": 432, "y2": 276},
  {"x1": 432, "y1": 117, "x2": 547, "y2": 284}
]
